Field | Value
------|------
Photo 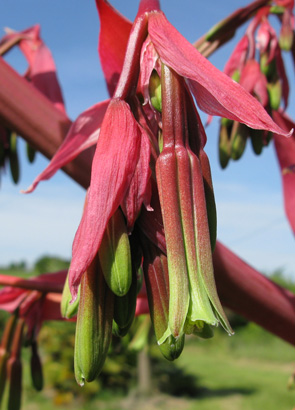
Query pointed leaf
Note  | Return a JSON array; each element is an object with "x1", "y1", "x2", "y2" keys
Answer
[
  {"x1": 95, "y1": 0, "x2": 132, "y2": 96},
  {"x1": 148, "y1": 12, "x2": 291, "y2": 136},
  {"x1": 120, "y1": 124, "x2": 151, "y2": 231},
  {"x1": 224, "y1": 35, "x2": 249, "y2": 77},
  {"x1": 24, "y1": 99, "x2": 109, "y2": 193},
  {"x1": 240, "y1": 60, "x2": 268, "y2": 107},
  {"x1": 69, "y1": 99, "x2": 146, "y2": 299}
]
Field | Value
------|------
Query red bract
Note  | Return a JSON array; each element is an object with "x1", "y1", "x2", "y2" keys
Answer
[
  {"x1": 224, "y1": 35, "x2": 249, "y2": 77},
  {"x1": 95, "y1": 0, "x2": 132, "y2": 96},
  {"x1": 272, "y1": 110, "x2": 295, "y2": 234},
  {"x1": 239, "y1": 60, "x2": 268, "y2": 106},
  {"x1": 0, "y1": 25, "x2": 65, "y2": 112},
  {"x1": 69, "y1": 99, "x2": 151, "y2": 298},
  {"x1": 147, "y1": 11, "x2": 289, "y2": 134},
  {"x1": 24, "y1": 99, "x2": 109, "y2": 193}
]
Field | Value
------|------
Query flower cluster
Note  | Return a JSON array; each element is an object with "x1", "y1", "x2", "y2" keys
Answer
[
  {"x1": 0, "y1": 25, "x2": 65, "y2": 184},
  {"x1": 24, "y1": 0, "x2": 291, "y2": 385},
  {"x1": 215, "y1": 0, "x2": 295, "y2": 232}
]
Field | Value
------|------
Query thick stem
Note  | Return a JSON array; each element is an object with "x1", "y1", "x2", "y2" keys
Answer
[
  {"x1": 0, "y1": 272, "x2": 66, "y2": 293},
  {"x1": 0, "y1": 59, "x2": 91, "y2": 189},
  {"x1": 214, "y1": 242, "x2": 295, "y2": 345},
  {"x1": 0, "y1": 35, "x2": 22, "y2": 56},
  {"x1": 194, "y1": 0, "x2": 271, "y2": 58},
  {"x1": 137, "y1": 0, "x2": 160, "y2": 17}
]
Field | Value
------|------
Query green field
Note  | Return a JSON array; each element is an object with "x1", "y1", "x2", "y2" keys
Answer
[
  {"x1": 15, "y1": 321, "x2": 295, "y2": 410},
  {"x1": 1, "y1": 262, "x2": 295, "y2": 410}
]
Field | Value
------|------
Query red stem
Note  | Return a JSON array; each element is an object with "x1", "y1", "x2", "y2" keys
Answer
[
  {"x1": 0, "y1": 35, "x2": 22, "y2": 56},
  {"x1": 194, "y1": 0, "x2": 271, "y2": 58},
  {"x1": 0, "y1": 272, "x2": 66, "y2": 293},
  {"x1": 214, "y1": 242, "x2": 295, "y2": 345},
  {"x1": 0, "y1": 58, "x2": 91, "y2": 189},
  {"x1": 137, "y1": 0, "x2": 160, "y2": 17}
]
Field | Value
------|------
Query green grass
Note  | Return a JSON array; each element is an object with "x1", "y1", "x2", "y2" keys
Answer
[
  {"x1": 0, "y1": 267, "x2": 34, "y2": 278},
  {"x1": 1, "y1": 264, "x2": 294, "y2": 409},
  {"x1": 17, "y1": 322, "x2": 295, "y2": 410}
]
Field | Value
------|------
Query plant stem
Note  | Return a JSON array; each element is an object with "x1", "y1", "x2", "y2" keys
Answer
[{"x1": 194, "y1": 0, "x2": 271, "y2": 58}]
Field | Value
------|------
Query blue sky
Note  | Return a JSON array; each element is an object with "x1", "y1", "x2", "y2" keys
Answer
[{"x1": 1, "y1": 1, "x2": 295, "y2": 277}]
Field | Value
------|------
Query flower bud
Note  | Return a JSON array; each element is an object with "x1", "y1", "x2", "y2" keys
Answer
[
  {"x1": 218, "y1": 123, "x2": 231, "y2": 169},
  {"x1": 61, "y1": 272, "x2": 80, "y2": 319},
  {"x1": 250, "y1": 129, "x2": 264, "y2": 155},
  {"x1": 9, "y1": 132, "x2": 20, "y2": 184},
  {"x1": 142, "y1": 238, "x2": 184, "y2": 360},
  {"x1": 30, "y1": 341, "x2": 43, "y2": 391},
  {"x1": 74, "y1": 255, "x2": 114, "y2": 385},
  {"x1": 98, "y1": 208, "x2": 132, "y2": 297},
  {"x1": 113, "y1": 268, "x2": 137, "y2": 336},
  {"x1": 149, "y1": 69, "x2": 162, "y2": 112},
  {"x1": 26, "y1": 143, "x2": 36, "y2": 163},
  {"x1": 230, "y1": 122, "x2": 248, "y2": 160},
  {"x1": 260, "y1": 53, "x2": 276, "y2": 80},
  {"x1": 267, "y1": 79, "x2": 282, "y2": 111}
]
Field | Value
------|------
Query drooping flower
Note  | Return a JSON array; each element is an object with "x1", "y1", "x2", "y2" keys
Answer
[
  {"x1": 0, "y1": 25, "x2": 65, "y2": 112},
  {"x1": 24, "y1": 0, "x2": 293, "y2": 377},
  {"x1": 0, "y1": 24, "x2": 66, "y2": 185},
  {"x1": 217, "y1": 3, "x2": 292, "y2": 167},
  {"x1": 69, "y1": 98, "x2": 151, "y2": 297},
  {"x1": 95, "y1": 0, "x2": 132, "y2": 96},
  {"x1": 69, "y1": 0, "x2": 291, "y2": 299}
]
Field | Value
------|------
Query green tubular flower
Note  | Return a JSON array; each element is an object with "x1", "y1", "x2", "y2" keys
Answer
[
  {"x1": 218, "y1": 123, "x2": 231, "y2": 169},
  {"x1": 61, "y1": 271, "x2": 80, "y2": 319},
  {"x1": 30, "y1": 341, "x2": 43, "y2": 392},
  {"x1": 230, "y1": 122, "x2": 248, "y2": 161},
  {"x1": 113, "y1": 266, "x2": 138, "y2": 337},
  {"x1": 98, "y1": 208, "x2": 132, "y2": 297},
  {"x1": 156, "y1": 64, "x2": 232, "y2": 341},
  {"x1": 149, "y1": 69, "x2": 162, "y2": 112},
  {"x1": 74, "y1": 254, "x2": 114, "y2": 385},
  {"x1": 142, "y1": 237, "x2": 184, "y2": 360}
]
